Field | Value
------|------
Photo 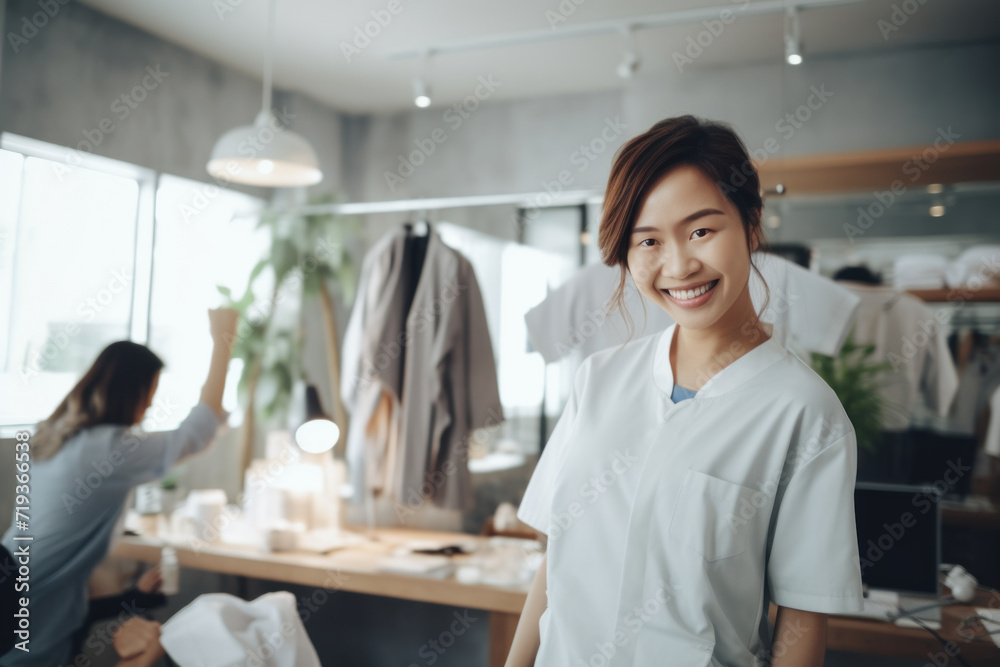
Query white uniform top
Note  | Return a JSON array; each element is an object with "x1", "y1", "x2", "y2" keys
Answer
[{"x1": 517, "y1": 322, "x2": 864, "y2": 667}]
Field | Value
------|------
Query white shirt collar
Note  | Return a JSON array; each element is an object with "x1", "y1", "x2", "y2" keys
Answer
[{"x1": 652, "y1": 321, "x2": 788, "y2": 399}]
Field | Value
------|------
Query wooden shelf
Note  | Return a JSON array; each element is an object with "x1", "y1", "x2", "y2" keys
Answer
[
  {"x1": 907, "y1": 287, "x2": 1000, "y2": 303},
  {"x1": 758, "y1": 139, "x2": 1000, "y2": 196}
]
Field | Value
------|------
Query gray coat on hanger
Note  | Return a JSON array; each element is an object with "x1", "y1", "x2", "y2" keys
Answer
[{"x1": 342, "y1": 225, "x2": 503, "y2": 511}]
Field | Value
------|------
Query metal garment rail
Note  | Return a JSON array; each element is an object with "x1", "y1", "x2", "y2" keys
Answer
[{"x1": 270, "y1": 188, "x2": 606, "y2": 216}]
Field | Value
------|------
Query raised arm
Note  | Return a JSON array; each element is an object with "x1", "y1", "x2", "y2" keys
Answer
[
  {"x1": 504, "y1": 554, "x2": 548, "y2": 667},
  {"x1": 199, "y1": 307, "x2": 238, "y2": 419}
]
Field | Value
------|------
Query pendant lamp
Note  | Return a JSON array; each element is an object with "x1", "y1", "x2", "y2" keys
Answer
[{"x1": 207, "y1": 0, "x2": 322, "y2": 187}]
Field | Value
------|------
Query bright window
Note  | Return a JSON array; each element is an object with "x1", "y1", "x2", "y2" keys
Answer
[
  {"x1": 148, "y1": 174, "x2": 270, "y2": 428},
  {"x1": 0, "y1": 148, "x2": 140, "y2": 426},
  {"x1": 0, "y1": 134, "x2": 266, "y2": 431}
]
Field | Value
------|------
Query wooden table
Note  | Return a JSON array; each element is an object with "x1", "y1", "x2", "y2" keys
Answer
[
  {"x1": 770, "y1": 594, "x2": 1000, "y2": 664},
  {"x1": 114, "y1": 528, "x2": 1000, "y2": 666},
  {"x1": 112, "y1": 527, "x2": 527, "y2": 667}
]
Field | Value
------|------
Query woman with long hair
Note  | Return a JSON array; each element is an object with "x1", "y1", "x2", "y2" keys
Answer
[
  {"x1": 506, "y1": 117, "x2": 863, "y2": 666},
  {"x1": 0, "y1": 308, "x2": 238, "y2": 666}
]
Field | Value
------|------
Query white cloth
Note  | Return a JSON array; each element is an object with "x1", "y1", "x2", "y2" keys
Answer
[
  {"x1": 945, "y1": 246, "x2": 1000, "y2": 288},
  {"x1": 841, "y1": 283, "x2": 959, "y2": 431},
  {"x1": 159, "y1": 592, "x2": 321, "y2": 667},
  {"x1": 517, "y1": 322, "x2": 864, "y2": 666},
  {"x1": 893, "y1": 254, "x2": 948, "y2": 290},
  {"x1": 523, "y1": 252, "x2": 859, "y2": 365},
  {"x1": 986, "y1": 386, "x2": 1000, "y2": 458}
]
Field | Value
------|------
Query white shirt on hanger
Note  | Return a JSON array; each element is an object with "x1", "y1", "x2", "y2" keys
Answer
[
  {"x1": 985, "y1": 385, "x2": 1000, "y2": 458},
  {"x1": 517, "y1": 322, "x2": 864, "y2": 666},
  {"x1": 840, "y1": 283, "x2": 959, "y2": 431},
  {"x1": 523, "y1": 252, "x2": 860, "y2": 365}
]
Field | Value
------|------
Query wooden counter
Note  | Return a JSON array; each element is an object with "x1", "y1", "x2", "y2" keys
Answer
[{"x1": 114, "y1": 529, "x2": 1000, "y2": 666}]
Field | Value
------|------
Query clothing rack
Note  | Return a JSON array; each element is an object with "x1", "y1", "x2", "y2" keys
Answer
[{"x1": 272, "y1": 189, "x2": 605, "y2": 216}]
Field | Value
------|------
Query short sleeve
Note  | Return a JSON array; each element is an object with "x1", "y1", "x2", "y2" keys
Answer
[
  {"x1": 767, "y1": 431, "x2": 865, "y2": 613},
  {"x1": 116, "y1": 402, "x2": 224, "y2": 485},
  {"x1": 516, "y1": 361, "x2": 586, "y2": 534},
  {"x1": 784, "y1": 260, "x2": 861, "y2": 356}
]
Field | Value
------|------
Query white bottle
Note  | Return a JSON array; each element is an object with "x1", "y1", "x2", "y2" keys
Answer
[{"x1": 160, "y1": 547, "x2": 179, "y2": 595}]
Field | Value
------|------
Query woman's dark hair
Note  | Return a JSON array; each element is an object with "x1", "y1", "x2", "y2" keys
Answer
[
  {"x1": 31, "y1": 341, "x2": 164, "y2": 461},
  {"x1": 833, "y1": 265, "x2": 881, "y2": 285},
  {"x1": 597, "y1": 115, "x2": 770, "y2": 341}
]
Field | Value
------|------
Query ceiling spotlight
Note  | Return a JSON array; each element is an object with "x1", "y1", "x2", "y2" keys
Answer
[
  {"x1": 926, "y1": 183, "x2": 944, "y2": 194},
  {"x1": 617, "y1": 52, "x2": 640, "y2": 79},
  {"x1": 617, "y1": 26, "x2": 641, "y2": 79},
  {"x1": 929, "y1": 204, "x2": 946, "y2": 217},
  {"x1": 784, "y1": 6, "x2": 803, "y2": 65},
  {"x1": 412, "y1": 77, "x2": 431, "y2": 107}
]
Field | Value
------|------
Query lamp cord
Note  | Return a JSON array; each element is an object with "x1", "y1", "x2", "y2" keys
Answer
[{"x1": 262, "y1": 0, "x2": 275, "y2": 115}]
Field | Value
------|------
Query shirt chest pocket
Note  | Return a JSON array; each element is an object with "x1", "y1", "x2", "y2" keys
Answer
[{"x1": 666, "y1": 468, "x2": 759, "y2": 561}]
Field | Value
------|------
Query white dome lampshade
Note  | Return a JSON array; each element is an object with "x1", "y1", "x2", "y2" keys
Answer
[
  {"x1": 293, "y1": 385, "x2": 339, "y2": 454},
  {"x1": 207, "y1": 110, "x2": 322, "y2": 187},
  {"x1": 206, "y1": 0, "x2": 323, "y2": 188}
]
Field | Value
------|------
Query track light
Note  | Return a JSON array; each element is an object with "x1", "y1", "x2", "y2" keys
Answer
[
  {"x1": 784, "y1": 6, "x2": 803, "y2": 65},
  {"x1": 412, "y1": 77, "x2": 431, "y2": 107},
  {"x1": 617, "y1": 27, "x2": 640, "y2": 79}
]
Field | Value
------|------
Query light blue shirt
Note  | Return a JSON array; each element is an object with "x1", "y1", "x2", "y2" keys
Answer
[
  {"x1": 671, "y1": 383, "x2": 697, "y2": 403},
  {"x1": 1, "y1": 403, "x2": 221, "y2": 665}
]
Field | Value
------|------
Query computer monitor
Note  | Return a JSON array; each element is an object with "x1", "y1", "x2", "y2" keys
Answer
[
  {"x1": 906, "y1": 429, "x2": 977, "y2": 500},
  {"x1": 855, "y1": 482, "x2": 941, "y2": 597}
]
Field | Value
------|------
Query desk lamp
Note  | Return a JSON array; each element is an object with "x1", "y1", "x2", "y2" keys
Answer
[{"x1": 294, "y1": 386, "x2": 339, "y2": 454}]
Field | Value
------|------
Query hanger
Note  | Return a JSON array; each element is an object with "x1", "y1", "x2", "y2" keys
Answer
[{"x1": 404, "y1": 209, "x2": 430, "y2": 237}]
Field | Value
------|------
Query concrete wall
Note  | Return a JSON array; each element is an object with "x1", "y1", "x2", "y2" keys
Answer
[
  {"x1": 346, "y1": 40, "x2": 1000, "y2": 246},
  {"x1": 0, "y1": 0, "x2": 343, "y2": 196}
]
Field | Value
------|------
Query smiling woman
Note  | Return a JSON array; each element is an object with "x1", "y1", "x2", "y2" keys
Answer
[
  {"x1": 600, "y1": 115, "x2": 771, "y2": 348},
  {"x1": 507, "y1": 116, "x2": 865, "y2": 667}
]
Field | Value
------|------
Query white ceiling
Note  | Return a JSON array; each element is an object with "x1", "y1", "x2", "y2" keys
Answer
[{"x1": 78, "y1": 0, "x2": 1000, "y2": 113}]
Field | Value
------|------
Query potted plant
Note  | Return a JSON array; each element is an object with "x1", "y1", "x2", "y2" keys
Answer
[{"x1": 218, "y1": 195, "x2": 360, "y2": 483}]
